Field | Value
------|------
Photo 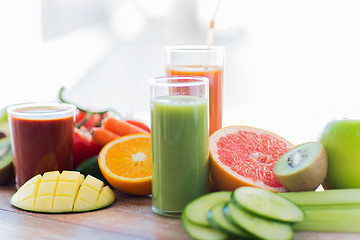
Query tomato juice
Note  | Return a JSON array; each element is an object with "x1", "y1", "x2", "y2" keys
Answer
[{"x1": 8, "y1": 103, "x2": 75, "y2": 188}]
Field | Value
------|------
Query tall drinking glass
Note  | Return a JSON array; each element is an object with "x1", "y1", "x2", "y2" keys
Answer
[
  {"x1": 150, "y1": 76, "x2": 209, "y2": 217},
  {"x1": 7, "y1": 102, "x2": 76, "y2": 188},
  {"x1": 165, "y1": 45, "x2": 224, "y2": 135}
]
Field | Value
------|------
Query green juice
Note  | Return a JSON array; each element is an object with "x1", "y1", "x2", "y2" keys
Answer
[{"x1": 151, "y1": 95, "x2": 209, "y2": 215}]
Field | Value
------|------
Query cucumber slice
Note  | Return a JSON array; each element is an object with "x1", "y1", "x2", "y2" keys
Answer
[
  {"x1": 224, "y1": 202, "x2": 294, "y2": 240},
  {"x1": 183, "y1": 191, "x2": 232, "y2": 227},
  {"x1": 232, "y1": 187, "x2": 304, "y2": 223},
  {"x1": 182, "y1": 215, "x2": 228, "y2": 240},
  {"x1": 207, "y1": 202, "x2": 249, "y2": 239}
]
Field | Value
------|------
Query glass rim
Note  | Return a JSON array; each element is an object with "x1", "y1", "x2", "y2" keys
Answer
[
  {"x1": 164, "y1": 44, "x2": 225, "y2": 53},
  {"x1": 7, "y1": 102, "x2": 76, "y2": 120},
  {"x1": 149, "y1": 76, "x2": 209, "y2": 87}
]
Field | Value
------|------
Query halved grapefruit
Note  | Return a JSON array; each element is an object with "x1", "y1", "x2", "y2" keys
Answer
[{"x1": 209, "y1": 126, "x2": 294, "y2": 192}]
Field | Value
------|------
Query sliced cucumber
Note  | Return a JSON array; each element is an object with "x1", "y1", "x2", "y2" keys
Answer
[
  {"x1": 207, "y1": 202, "x2": 249, "y2": 239},
  {"x1": 182, "y1": 215, "x2": 228, "y2": 240},
  {"x1": 224, "y1": 202, "x2": 293, "y2": 240},
  {"x1": 232, "y1": 187, "x2": 304, "y2": 223},
  {"x1": 183, "y1": 191, "x2": 232, "y2": 227}
]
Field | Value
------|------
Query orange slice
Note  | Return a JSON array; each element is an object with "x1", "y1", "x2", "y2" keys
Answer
[{"x1": 98, "y1": 133, "x2": 152, "y2": 196}]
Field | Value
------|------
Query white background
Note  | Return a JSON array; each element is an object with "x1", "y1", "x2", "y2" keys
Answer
[{"x1": 1, "y1": 0, "x2": 360, "y2": 145}]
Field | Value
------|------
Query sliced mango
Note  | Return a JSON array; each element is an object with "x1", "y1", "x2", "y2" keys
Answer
[{"x1": 10, "y1": 171, "x2": 116, "y2": 213}]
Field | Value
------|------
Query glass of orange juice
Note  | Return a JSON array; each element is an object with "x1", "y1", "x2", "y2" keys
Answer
[{"x1": 165, "y1": 45, "x2": 224, "y2": 135}]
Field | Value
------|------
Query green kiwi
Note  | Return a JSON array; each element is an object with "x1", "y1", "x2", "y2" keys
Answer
[
  {"x1": 274, "y1": 142, "x2": 328, "y2": 192},
  {"x1": 0, "y1": 121, "x2": 9, "y2": 138},
  {"x1": 0, "y1": 137, "x2": 14, "y2": 185}
]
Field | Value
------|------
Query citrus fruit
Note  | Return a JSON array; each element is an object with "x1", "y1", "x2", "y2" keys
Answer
[
  {"x1": 209, "y1": 126, "x2": 294, "y2": 192},
  {"x1": 98, "y1": 133, "x2": 152, "y2": 196}
]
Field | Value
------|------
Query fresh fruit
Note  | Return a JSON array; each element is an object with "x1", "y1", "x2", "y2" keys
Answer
[
  {"x1": 0, "y1": 107, "x2": 7, "y2": 122},
  {"x1": 0, "y1": 122, "x2": 9, "y2": 138},
  {"x1": 274, "y1": 142, "x2": 328, "y2": 191},
  {"x1": 10, "y1": 170, "x2": 115, "y2": 213},
  {"x1": 232, "y1": 187, "x2": 304, "y2": 223},
  {"x1": 98, "y1": 133, "x2": 152, "y2": 196},
  {"x1": 209, "y1": 126, "x2": 293, "y2": 192},
  {"x1": 318, "y1": 119, "x2": 360, "y2": 189},
  {"x1": 183, "y1": 191, "x2": 232, "y2": 227},
  {"x1": 224, "y1": 202, "x2": 294, "y2": 240},
  {"x1": 0, "y1": 137, "x2": 14, "y2": 184},
  {"x1": 73, "y1": 127, "x2": 102, "y2": 169},
  {"x1": 0, "y1": 107, "x2": 9, "y2": 138},
  {"x1": 75, "y1": 155, "x2": 111, "y2": 187}
]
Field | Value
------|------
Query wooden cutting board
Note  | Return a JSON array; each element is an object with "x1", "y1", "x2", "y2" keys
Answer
[{"x1": 0, "y1": 184, "x2": 359, "y2": 239}]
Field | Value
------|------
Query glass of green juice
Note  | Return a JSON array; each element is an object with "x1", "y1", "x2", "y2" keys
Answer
[{"x1": 150, "y1": 76, "x2": 209, "y2": 217}]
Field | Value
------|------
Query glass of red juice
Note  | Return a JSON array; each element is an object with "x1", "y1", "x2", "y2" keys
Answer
[
  {"x1": 165, "y1": 45, "x2": 224, "y2": 135},
  {"x1": 7, "y1": 103, "x2": 76, "y2": 188}
]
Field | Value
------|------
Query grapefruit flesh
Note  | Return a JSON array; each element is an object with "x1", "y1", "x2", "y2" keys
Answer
[{"x1": 209, "y1": 126, "x2": 294, "y2": 192}]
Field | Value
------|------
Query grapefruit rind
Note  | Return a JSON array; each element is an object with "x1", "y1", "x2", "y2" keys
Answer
[{"x1": 209, "y1": 126, "x2": 293, "y2": 192}]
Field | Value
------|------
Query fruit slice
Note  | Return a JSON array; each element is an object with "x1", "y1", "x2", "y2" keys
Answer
[
  {"x1": 98, "y1": 133, "x2": 152, "y2": 196},
  {"x1": 209, "y1": 126, "x2": 293, "y2": 192},
  {"x1": 182, "y1": 215, "x2": 228, "y2": 240},
  {"x1": 10, "y1": 170, "x2": 115, "y2": 213},
  {"x1": 224, "y1": 202, "x2": 294, "y2": 240},
  {"x1": 207, "y1": 202, "x2": 250, "y2": 238},
  {"x1": 0, "y1": 137, "x2": 14, "y2": 184},
  {"x1": 183, "y1": 191, "x2": 232, "y2": 227},
  {"x1": 232, "y1": 187, "x2": 305, "y2": 223},
  {"x1": 274, "y1": 142, "x2": 328, "y2": 191}
]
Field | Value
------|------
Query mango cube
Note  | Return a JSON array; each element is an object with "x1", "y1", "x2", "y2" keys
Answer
[{"x1": 10, "y1": 171, "x2": 115, "y2": 213}]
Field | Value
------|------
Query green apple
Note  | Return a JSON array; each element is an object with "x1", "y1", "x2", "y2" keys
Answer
[{"x1": 319, "y1": 119, "x2": 360, "y2": 189}]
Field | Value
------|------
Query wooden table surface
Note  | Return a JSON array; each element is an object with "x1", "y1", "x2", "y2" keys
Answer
[{"x1": 1, "y1": 184, "x2": 360, "y2": 240}]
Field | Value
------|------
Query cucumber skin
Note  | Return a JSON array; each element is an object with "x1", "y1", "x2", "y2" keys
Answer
[
  {"x1": 183, "y1": 191, "x2": 232, "y2": 227},
  {"x1": 231, "y1": 187, "x2": 305, "y2": 223},
  {"x1": 182, "y1": 214, "x2": 229, "y2": 240},
  {"x1": 207, "y1": 204, "x2": 250, "y2": 239},
  {"x1": 224, "y1": 203, "x2": 294, "y2": 240},
  {"x1": 222, "y1": 204, "x2": 254, "y2": 239}
]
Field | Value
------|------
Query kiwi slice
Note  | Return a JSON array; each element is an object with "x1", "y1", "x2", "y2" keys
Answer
[
  {"x1": 274, "y1": 142, "x2": 328, "y2": 192},
  {"x1": 0, "y1": 137, "x2": 14, "y2": 185},
  {"x1": 0, "y1": 121, "x2": 9, "y2": 138}
]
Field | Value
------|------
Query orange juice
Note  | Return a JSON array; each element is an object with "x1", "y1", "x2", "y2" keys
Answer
[{"x1": 167, "y1": 65, "x2": 223, "y2": 135}]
